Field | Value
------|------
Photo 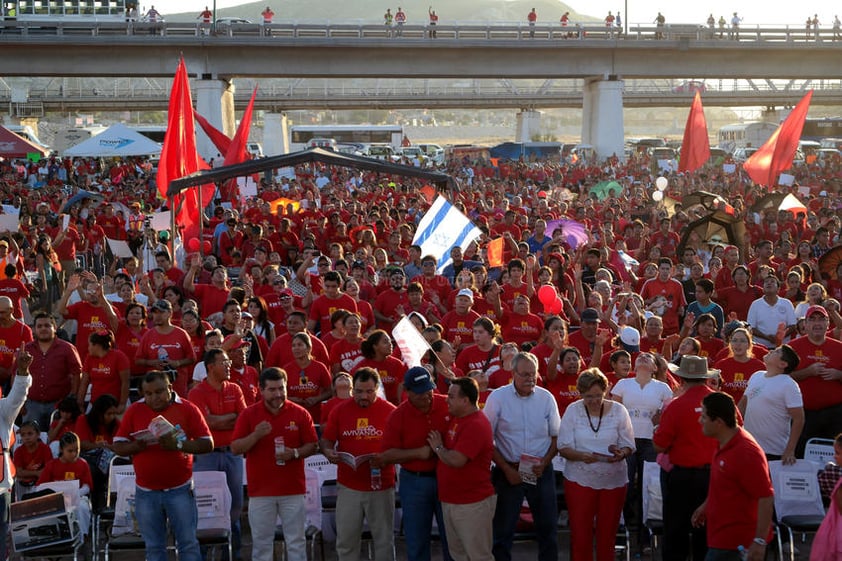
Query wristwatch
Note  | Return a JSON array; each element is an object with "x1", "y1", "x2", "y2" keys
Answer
[
  {"x1": 293, "y1": 448, "x2": 300, "y2": 459},
  {"x1": 753, "y1": 537, "x2": 767, "y2": 546}
]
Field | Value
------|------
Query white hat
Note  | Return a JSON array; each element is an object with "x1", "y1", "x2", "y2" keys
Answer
[
  {"x1": 619, "y1": 326, "x2": 640, "y2": 352},
  {"x1": 456, "y1": 288, "x2": 474, "y2": 302}
]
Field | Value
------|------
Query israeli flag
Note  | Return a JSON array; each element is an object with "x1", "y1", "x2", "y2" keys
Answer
[{"x1": 412, "y1": 196, "x2": 482, "y2": 273}]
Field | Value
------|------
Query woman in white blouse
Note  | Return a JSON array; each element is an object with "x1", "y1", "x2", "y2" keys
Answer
[
  {"x1": 559, "y1": 368, "x2": 635, "y2": 561},
  {"x1": 611, "y1": 352, "x2": 673, "y2": 550}
]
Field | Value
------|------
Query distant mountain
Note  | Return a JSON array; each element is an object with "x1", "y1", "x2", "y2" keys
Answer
[{"x1": 165, "y1": 0, "x2": 599, "y2": 24}]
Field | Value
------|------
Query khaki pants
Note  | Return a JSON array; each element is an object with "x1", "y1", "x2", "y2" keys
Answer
[
  {"x1": 442, "y1": 494, "x2": 497, "y2": 561},
  {"x1": 335, "y1": 485, "x2": 395, "y2": 561}
]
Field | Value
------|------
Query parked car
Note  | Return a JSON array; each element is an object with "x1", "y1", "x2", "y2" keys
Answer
[
  {"x1": 733, "y1": 147, "x2": 759, "y2": 162},
  {"x1": 672, "y1": 80, "x2": 706, "y2": 93}
]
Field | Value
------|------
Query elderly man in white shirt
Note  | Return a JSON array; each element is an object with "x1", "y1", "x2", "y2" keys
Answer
[{"x1": 483, "y1": 352, "x2": 561, "y2": 561}]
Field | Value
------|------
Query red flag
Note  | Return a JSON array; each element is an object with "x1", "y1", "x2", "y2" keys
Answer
[
  {"x1": 487, "y1": 238, "x2": 504, "y2": 267},
  {"x1": 743, "y1": 91, "x2": 813, "y2": 188},
  {"x1": 157, "y1": 57, "x2": 214, "y2": 242},
  {"x1": 195, "y1": 112, "x2": 232, "y2": 157},
  {"x1": 678, "y1": 91, "x2": 710, "y2": 173},
  {"x1": 220, "y1": 86, "x2": 258, "y2": 201}
]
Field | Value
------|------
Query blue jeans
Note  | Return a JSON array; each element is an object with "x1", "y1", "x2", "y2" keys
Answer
[
  {"x1": 194, "y1": 449, "x2": 244, "y2": 559},
  {"x1": 491, "y1": 465, "x2": 558, "y2": 561},
  {"x1": 398, "y1": 470, "x2": 453, "y2": 561},
  {"x1": 135, "y1": 482, "x2": 201, "y2": 561},
  {"x1": 0, "y1": 489, "x2": 9, "y2": 561}
]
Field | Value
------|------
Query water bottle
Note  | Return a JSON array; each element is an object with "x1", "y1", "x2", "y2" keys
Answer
[
  {"x1": 370, "y1": 467, "x2": 382, "y2": 490},
  {"x1": 274, "y1": 436, "x2": 285, "y2": 466},
  {"x1": 157, "y1": 346, "x2": 169, "y2": 366},
  {"x1": 737, "y1": 545, "x2": 748, "y2": 560}
]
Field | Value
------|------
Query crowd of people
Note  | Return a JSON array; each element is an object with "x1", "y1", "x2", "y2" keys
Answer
[{"x1": 0, "y1": 140, "x2": 841, "y2": 560}]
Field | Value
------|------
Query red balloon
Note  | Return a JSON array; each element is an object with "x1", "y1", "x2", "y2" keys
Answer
[
  {"x1": 202, "y1": 240, "x2": 212, "y2": 254},
  {"x1": 187, "y1": 238, "x2": 200, "y2": 252},
  {"x1": 538, "y1": 285, "x2": 557, "y2": 306},
  {"x1": 548, "y1": 298, "x2": 563, "y2": 315}
]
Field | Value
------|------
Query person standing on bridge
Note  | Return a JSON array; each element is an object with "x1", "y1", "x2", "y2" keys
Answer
[
  {"x1": 384, "y1": 8, "x2": 393, "y2": 37},
  {"x1": 395, "y1": 7, "x2": 406, "y2": 37},
  {"x1": 604, "y1": 11, "x2": 615, "y2": 38},
  {"x1": 834, "y1": 15, "x2": 841, "y2": 41},
  {"x1": 707, "y1": 14, "x2": 715, "y2": 38},
  {"x1": 145, "y1": 5, "x2": 161, "y2": 35},
  {"x1": 730, "y1": 12, "x2": 742, "y2": 40},
  {"x1": 718, "y1": 15, "x2": 726, "y2": 38},
  {"x1": 812, "y1": 14, "x2": 820, "y2": 39},
  {"x1": 261, "y1": 6, "x2": 274, "y2": 36},
  {"x1": 654, "y1": 12, "x2": 665, "y2": 39},
  {"x1": 527, "y1": 8, "x2": 537, "y2": 38},
  {"x1": 197, "y1": 6, "x2": 212, "y2": 36},
  {"x1": 428, "y1": 7, "x2": 438, "y2": 38}
]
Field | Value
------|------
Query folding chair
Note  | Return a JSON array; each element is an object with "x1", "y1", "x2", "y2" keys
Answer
[
  {"x1": 193, "y1": 470, "x2": 233, "y2": 561},
  {"x1": 103, "y1": 475, "x2": 146, "y2": 561},
  {"x1": 769, "y1": 459, "x2": 827, "y2": 561},
  {"x1": 804, "y1": 438, "x2": 836, "y2": 466},
  {"x1": 93, "y1": 455, "x2": 134, "y2": 561}
]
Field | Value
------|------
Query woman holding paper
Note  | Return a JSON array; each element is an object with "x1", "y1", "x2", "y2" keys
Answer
[{"x1": 558, "y1": 368, "x2": 635, "y2": 561}]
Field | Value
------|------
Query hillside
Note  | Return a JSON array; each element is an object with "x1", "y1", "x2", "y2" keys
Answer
[{"x1": 165, "y1": 0, "x2": 599, "y2": 24}]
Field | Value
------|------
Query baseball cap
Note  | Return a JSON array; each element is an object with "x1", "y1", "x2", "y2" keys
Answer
[
  {"x1": 279, "y1": 288, "x2": 294, "y2": 298},
  {"x1": 403, "y1": 366, "x2": 435, "y2": 394},
  {"x1": 151, "y1": 299, "x2": 172, "y2": 312},
  {"x1": 619, "y1": 326, "x2": 640, "y2": 353},
  {"x1": 805, "y1": 305, "x2": 828, "y2": 318},
  {"x1": 223, "y1": 335, "x2": 250, "y2": 349},
  {"x1": 456, "y1": 288, "x2": 474, "y2": 301},
  {"x1": 581, "y1": 308, "x2": 600, "y2": 323}
]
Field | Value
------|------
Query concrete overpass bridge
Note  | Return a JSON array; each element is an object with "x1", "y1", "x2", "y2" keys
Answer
[{"x1": 2, "y1": 19, "x2": 841, "y2": 157}]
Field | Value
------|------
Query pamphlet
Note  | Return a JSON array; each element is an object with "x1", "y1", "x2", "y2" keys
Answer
[
  {"x1": 130, "y1": 415, "x2": 183, "y2": 445},
  {"x1": 336, "y1": 452, "x2": 376, "y2": 470},
  {"x1": 518, "y1": 454, "x2": 542, "y2": 485}
]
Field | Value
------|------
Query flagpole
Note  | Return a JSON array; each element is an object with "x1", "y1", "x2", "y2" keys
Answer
[
  {"x1": 197, "y1": 186, "x2": 204, "y2": 259},
  {"x1": 169, "y1": 195, "x2": 176, "y2": 259}
]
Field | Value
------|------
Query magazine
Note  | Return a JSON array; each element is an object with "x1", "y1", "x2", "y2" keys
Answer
[
  {"x1": 336, "y1": 452, "x2": 376, "y2": 470},
  {"x1": 518, "y1": 454, "x2": 543, "y2": 485}
]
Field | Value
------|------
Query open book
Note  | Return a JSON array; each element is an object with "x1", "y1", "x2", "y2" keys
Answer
[
  {"x1": 336, "y1": 452, "x2": 376, "y2": 470},
  {"x1": 130, "y1": 415, "x2": 184, "y2": 444}
]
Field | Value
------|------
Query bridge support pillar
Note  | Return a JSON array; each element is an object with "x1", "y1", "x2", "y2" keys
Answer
[
  {"x1": 263, "y1": 112, "x2": 289, "y2": 156},
  {"x1": 582, "y1": 77, "x2": 624, "y2": 161},
  {"x1": 515, "y1": 110, "x2": 541, "y2": 142},
  {"x1": 194, "y1": 77, "x2": 236, "y2": 163}
]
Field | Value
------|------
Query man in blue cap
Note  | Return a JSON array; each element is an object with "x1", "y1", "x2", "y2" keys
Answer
[{"x1": 379, "y1": 366, "x2": 453, "y2": 561}]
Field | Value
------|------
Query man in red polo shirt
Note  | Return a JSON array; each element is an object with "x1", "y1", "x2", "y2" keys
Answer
[
  {"x1": 653, "y1": 356, "x2": 719, "y2": 561},
  {"x1": 380, "y1": 367, "x2": 451, "y2": 561},
  {"x1": 320, "y1": 368, "x2": 397, "y2": 561},
  {"x1": 427, "y1": 377, "x2": 496, "y2": 561},
  {"x1": 691, "y1": 392, "x2": 773, "y2": 561},
  {"x1": 112, "y1": 371, "x2": 213, "y2": 561},
  {"x1": 440, "y1": 289, "x2": 480, "y2": 351},
  {"x1": 188, "y1": 348, "x2": 247, "y2": 560},
  {"x1": 232, "y1": 367, "x2": 318, "y2": 561}
]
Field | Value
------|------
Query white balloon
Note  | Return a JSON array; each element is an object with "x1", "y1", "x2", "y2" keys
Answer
[
  {"x1": 656, "y1": 176, "x2": 668, "y2": 190},
  {"x1": 652, "y1": 190, "x2": 664, "y2": 202}
]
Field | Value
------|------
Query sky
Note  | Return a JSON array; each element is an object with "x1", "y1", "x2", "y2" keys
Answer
[{"x1": 152, "y1": 0, "x2": 841, "y2": 26}]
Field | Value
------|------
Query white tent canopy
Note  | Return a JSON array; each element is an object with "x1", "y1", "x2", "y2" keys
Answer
[{"x1": 63, "y1": 123, "x2": 162, "y2": 157}]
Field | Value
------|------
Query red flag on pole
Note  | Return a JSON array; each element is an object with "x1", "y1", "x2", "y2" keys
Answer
[
  {"x1": 743, "y1": 90, "x2": 813, "y2": 188},
  {"x1": 157, "y1": 57, "x2": 213, "y2": 242},
  {"x1": 221, "y1": 86, "x2": 258, "y2": 201},
  {"x1": 195, "y1": 112, "x2": 232, "y2": 157},
  {"x1": 678, "y1": 91, "x2": 710, "y2": 173}
]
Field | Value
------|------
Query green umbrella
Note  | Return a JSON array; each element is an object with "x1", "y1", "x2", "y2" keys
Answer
[{"x1": 588, "y1": 181, "x2": 622, "y2": 201}]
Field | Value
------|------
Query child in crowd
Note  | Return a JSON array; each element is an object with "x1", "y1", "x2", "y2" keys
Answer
[
  {"x1": 37, "y1": 432, "x2": 93, "y2": 536},
  {"x1": 12, "y1": 421, "x2": 52, "y2": 500},
  {"x1": 47, "y1": 397, "x2": 82, "y2": 447}
]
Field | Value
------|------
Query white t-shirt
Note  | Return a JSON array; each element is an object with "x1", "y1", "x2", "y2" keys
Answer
[
  {"x1": 611, "y1": 377, "x2": 673, "y2": 439},
  {"x1": 743, "y1": 370, "x2": 803, "y2": 456}
]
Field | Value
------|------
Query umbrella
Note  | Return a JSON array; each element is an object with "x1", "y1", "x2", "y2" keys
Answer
[
  {"x1": 819, "y1": 246, "x2": 842, "y2": 280},
  {"x1": 676, "y1": 210, "x2": 746, "y2": 258},
  {"x1": 588, "y1": 181, "x2": 622, "y2": 201},
  {"x1": 681, "y1": 190, "x2": 727, "y2": 212},
  {"x1": 59, "y1": 190, "x2": 104, "y2": 214},
  {"x1": 749, "y1": 193, "x2": 786, "y2": 215},
  {"x1": 545, "y1": 219, "x2": 588, "y2": 249}
]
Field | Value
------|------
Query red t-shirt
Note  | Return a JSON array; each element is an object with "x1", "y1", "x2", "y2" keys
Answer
[
  {"x1": 353, "y1": 357, "x2": 405, "y2": 405},
  {"x1": 74, "y1": 413, "x2": 119, "y2": 447},
  {"x1": 63, "y1": 301, "x2": 114, "y2": 361},
  {"x1": 715, "y1": 285, "x2": 763, "y2": 321},
  {"x1": 115, "y1": 397, "x2": 212, "y2": 490},
  {"x1": 265, "y1": 333, "x2": 329, "y2": 370},
  {"x1": 714, "y1": 356, "x2": 765, "y2": 405},
  {"x1": 501, "y1": 312, "x2": 543, "y2": 347},
  {"x1": 329, "y1": 338, "x2": 365, "y2": 373},
  {"x1": 543, "y1": 372, "x2": 581, "y2": 417},
  {"x1": 322, "y1": 397, "x2": 396, "y2": 491},
  {"x1": 0, "y1": 320, "x2": 32, "y2": 374},
  {"x1": 653, "y1": 384, "x2": 717, "y2": 467},
  {"x1": 0, "y1": 278, "x2": 29, "y2": 318},
  {"x1": 381, "y1": 393, "x2": 449, "y2": 473},
  {"x1": 436, "y1": 410, "x2": 494, "y2": 504},
  {"x1": 640, "y1": 277, "x2": 687, "y2": 334},
  {"x1": 188, "y1": 380, "x2": 247, "y2": 447},
  {"x1": 232, "y1": 400, "x2": 318, "y2": 497},
  {"x1": 787, "y1": 335, "x2": 842, "y2": 411},
  {"x1": 136, "y1": 327, "x2": 196, "y2": 398},
  {"x1": 500, "y1": 283, "x2": 530, "y2": 311},
  {"x1": 309, "y1": 294, "x2": 358, "y2": 335},
  {"x1": 440, "y1": 310, "x2": 481, "y2": 346},
  {"x1": 191, "y1": 284, "x2": 231, "y2": 318},
  {"x1": 697, "y1": 337, "x2": 726, "y2": 360},
  {"x1": 13, "y1": 442, "x2": 53, "y2": 484},
  {"x1": 705, "y1": 429, "x2": 773, "y2": 550},
  {"x1": 373, "y1": 289, "x2": 411, "y2": 331},
  {"x1": 37, "y1": 457, "x2": 93, "y2": 491},
  {"x1": 230, "y1": 367, "x2": 260, "y2": 406},
  {"x1": 83, "y1": 349, "x2": 130, "y2": 404},
  {"x1": 283, "y1": 360, "x2": 332, "y2": 423},
  {"x1": 455, "y1": 344, "x2": 501, "y2": 378}
]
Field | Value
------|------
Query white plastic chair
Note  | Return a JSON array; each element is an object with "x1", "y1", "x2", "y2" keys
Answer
[
  {"x1": 768, "y1": 459, "x2": 826, "y2": 561},
  {"x1": 193, "y1": 470, "x2": 233, "y2": 561},
  {"x1": 804, "y1": 438, "x2": 836, "y2": 467}
]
